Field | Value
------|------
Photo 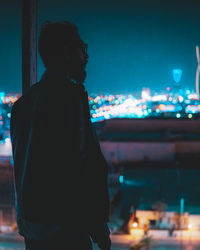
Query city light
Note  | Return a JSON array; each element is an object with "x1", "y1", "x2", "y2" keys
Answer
[
  {"x1": 132, "y1": 222, "x2": 138, "y2": 228},
  {"x1": 0, "y1": 88, "x2": 200, "y2": 146},
  {"x1": 119, "y1": 175, "x2": 124, "y2": 184},
  {"x1": 0, "y1": 92, "x2": 5, "y2": 103},
  {"x1": 89, "y1": 88, "x2": 200, "y2": 122}
]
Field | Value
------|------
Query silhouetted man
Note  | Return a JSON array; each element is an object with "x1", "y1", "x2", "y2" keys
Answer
[{"x1": 10, "y1": 21, "x2": 111, "y2": 250}]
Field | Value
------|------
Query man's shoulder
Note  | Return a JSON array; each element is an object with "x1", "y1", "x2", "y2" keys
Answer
[
  {"x1": 12, "y1": 82, "x2": 40, "y2": 110},
  {"x1": 12, "y1": 77, "x2": 86, "y2": 113}
]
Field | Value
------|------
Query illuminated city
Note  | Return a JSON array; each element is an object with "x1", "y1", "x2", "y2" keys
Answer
[
  {"x1": 1, "y1": 85, "x2": 200, "y2": 142},
  {"x1": 89, "y1": 88, "x2": 200, "y2": 122}
]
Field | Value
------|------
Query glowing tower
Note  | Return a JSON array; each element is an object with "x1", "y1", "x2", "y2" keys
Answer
[{"x1": 172, "y1": 69, "x2": 182, "y2": 95}]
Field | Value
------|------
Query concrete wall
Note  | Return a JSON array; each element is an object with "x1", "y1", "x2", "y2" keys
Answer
[
  {"x1": 100, "y1": 141, "x2": 174, "y2": 162},
  {"x1": 100, "y1": 141, "x2": 200, "y2": 163}
]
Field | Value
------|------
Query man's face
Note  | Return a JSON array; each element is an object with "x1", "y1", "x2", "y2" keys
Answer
[{"x1": 65, "y1": 39, "x2": 89, "y2": 84}]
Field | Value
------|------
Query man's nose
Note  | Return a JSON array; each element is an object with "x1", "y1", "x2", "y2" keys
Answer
[{"x1": 84, "y1": 51, "x2": 89, "y2": 60}]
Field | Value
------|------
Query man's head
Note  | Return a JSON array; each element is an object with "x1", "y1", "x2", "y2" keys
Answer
[{"x1": 38, "y1": 21, "x2": 88, "y2": 84}]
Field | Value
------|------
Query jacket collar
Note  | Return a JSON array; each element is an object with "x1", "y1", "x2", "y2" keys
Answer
[{"x1": 40, "y1": 69, "x2": 87, "y2": 92}]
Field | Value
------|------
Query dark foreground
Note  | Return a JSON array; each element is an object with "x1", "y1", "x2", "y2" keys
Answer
[{"x1": 1, "y1": 233, "x2": 200, "y2": 250}]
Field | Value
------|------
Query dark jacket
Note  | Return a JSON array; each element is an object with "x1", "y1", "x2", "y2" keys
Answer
[{"x1": 10, "y1": 72, "x2": 110, "y2": 237}]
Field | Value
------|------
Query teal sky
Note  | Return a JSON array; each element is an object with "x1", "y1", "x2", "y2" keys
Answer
[{"x1": 1, "y1": 0, "x2": 200, "y2": 95}]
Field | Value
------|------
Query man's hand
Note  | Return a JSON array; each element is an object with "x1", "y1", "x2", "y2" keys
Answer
[{"x1": 97, "y1": 236, "x2": 111, "y2": 250}]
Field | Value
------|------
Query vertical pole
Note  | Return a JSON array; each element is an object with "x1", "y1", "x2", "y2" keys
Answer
[
  {"x1": 22, "y1": 0, "x2": 37, "y2": 95},
  {"x1": 180, "y1": 197, "x2": 184, "y2": 216},
  {"x1": 180, "y1": 197, "x2": 184, "y2": 229},
  {"x1": 196, "y1": 46, "x2": 200, "y2": 99},
  {"x1": 0, "y1": 209, "x2": 3, "y2": 230},
  {"x1": 12, "y1": 206, "x2": 16, "y2": 225}
]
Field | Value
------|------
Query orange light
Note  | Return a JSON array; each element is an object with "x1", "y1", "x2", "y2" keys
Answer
[
  {"x1": 132, "y1": 222, "x2": 138, "y2": 228},
  {"x1": 158, "y1": 104, "x2": 165, "y2": 111}
]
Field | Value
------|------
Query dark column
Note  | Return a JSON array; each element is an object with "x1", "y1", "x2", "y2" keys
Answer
[{"x1": 22, "y1": 0, "x2": 37, "y2": 95}]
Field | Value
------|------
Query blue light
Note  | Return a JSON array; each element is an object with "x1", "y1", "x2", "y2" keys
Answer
[
  {"x1": 185, "y1": 105, "x2": 199, "y2": 114},
  {"x1": 0, "y1": 92, "x2": 5, "y2": 103},
  {"x1": 119, "y1": 175, "x2": 124, "y2": 183},
  {"x1": 180, "y1": 198, "x2": 184, "y2": 215},
  {"x1": 172, "y1": 69, "x2": 182, "y2": 83}
]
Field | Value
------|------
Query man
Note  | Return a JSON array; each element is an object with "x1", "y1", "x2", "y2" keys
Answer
[{"x1": 10, "y1": 21, "x2": 111, "y2": 250}]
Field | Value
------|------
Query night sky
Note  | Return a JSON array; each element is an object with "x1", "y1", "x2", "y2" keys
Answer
[{"x1": 1, "y1": 0, "x2": 200, "y2": 95}]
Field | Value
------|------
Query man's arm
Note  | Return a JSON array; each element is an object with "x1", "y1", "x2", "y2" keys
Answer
[{"x1": 83, "y1": 94, "x2": 111, "y2": 249}]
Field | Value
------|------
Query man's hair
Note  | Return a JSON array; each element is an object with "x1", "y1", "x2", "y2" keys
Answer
[{"x1": 38, "y1": 21, "x2": 81, "y2": 67}]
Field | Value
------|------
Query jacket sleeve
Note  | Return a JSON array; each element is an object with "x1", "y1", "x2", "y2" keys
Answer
[
  {"x1": 83, "y1": 93, "x2": 111, "y2": 242},
  {"x1": 91, "y1": 124, "x2": 110, "y2": 221},
  {"x1": 86, "y1": 124, "x2": 111, "y2": 243}
]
